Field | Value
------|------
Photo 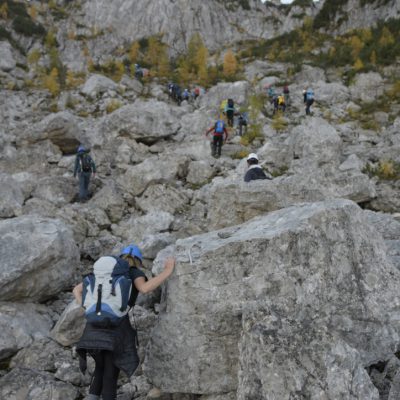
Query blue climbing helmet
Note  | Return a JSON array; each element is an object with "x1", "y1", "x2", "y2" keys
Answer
[{"x1": 120, "y1": 244, "x2": 143, "y2": 262}]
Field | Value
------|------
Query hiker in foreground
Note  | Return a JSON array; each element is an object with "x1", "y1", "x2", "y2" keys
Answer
[
  {"x1": 244, "y1": 153, "x2": 270, "y2": 182},
  {"x1": 205, "y1": 117, "x2": 229, "y2": 158},
  {"x1": 73, "y1": 244, "x2": 175, "y2": 400},
  {"x1": 73, "y1": 145, "x2": 96, "y2": 202}
]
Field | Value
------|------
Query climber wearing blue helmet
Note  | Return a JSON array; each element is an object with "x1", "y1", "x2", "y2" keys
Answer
[{"x1": 73, "y1": 244, "x2": 175, "y2": 400}]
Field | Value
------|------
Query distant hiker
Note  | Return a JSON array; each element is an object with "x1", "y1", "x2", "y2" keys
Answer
[
  {"x1": 134, "y1": 64, "x2": 143, "y2": 80},
  {"x1": 244, "y1": 153, "x2": 270, "y2": 182},
  {"x1": 283, "y1": 84, "x2": 290, "y2": 106},
  {"x1": 73, "y1": 244, "x2": 175, "y2": 400},
  {"x1": 272, "y1": 95, "x2": 279, "y2": 115},
  {"x1": 206, "y1": 118, "x2": 229, "y2": 157},
  {"x1": 277, "y1": 95, "x2": 286, "y2": 112},
  {"x1": 224, "y1": 98, "x2": 235, "y2": 127},
  {"x1": 305, "y1": 88, "x2": 314, "y2": 115},
  {"x1": 267, "y1": 85, "x2": 276, "y2": 101},
  {"x1": 182, "y1": 88, "x2": 190, "y2": 102},
  {"x1": 73, "y1": 145, "x2": 96, "y2": 202},
  {"x1": 220, "y1": 99, "x2": 228, "y2": 115},
  {"x1": 237, "y1": 112, "x2": 248, "y2": 136}
]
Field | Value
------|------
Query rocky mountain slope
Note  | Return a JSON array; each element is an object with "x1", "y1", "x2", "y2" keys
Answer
[{"x1": 0, "y1": 0, "x2": 400, "y2": 399}]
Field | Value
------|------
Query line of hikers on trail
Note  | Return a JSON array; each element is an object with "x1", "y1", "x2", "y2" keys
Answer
[{"x1": 167, "y1": 83, "x2": 206, "y2": 105}]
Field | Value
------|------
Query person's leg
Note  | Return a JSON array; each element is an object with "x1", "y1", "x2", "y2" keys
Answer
[
  {"x1": 79, "y1": 173, "x2": 86, "y2": 201},
  {"x1": 212, "y1": 136, "x2": 217, "y2": 156},
  {"x1": 84, "y1": 172, "x2": 91, "y2": 200},
  {"x1": 101, "y1": 351, "x2": 120, "y2": 400},
  {"x1": 217, "y1": 136, "x2": 223, "y2": 156},
  {"x1": 89, "y1": 351, "x2": 105, "y2": 397}
]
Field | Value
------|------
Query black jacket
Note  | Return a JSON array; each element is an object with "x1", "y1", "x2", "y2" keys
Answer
[{"x1": 244, "y1": 166, "x2": 269, "y2": 182}]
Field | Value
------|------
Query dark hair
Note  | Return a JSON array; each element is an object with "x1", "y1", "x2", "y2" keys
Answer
[{"x1": 247, "y1": 158, "x2": 258, "y2": 166}]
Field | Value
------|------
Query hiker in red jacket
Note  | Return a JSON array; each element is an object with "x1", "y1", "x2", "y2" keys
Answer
[{"x1": 205, "y1": 119, "x2": 229, "y2": 157}]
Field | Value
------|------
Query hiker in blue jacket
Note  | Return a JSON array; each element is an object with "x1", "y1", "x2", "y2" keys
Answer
[
  {"x1": 73, "y1": 245, "x2": 175, "y2": 400},
  {"x1": 73, "y1": 145, "x2": 96, "y2": 202}
]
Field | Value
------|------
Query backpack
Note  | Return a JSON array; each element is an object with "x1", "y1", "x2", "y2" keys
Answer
[
  {"x1": 227, "y1": 99, "x2": 234, "y2": 109},
  {"x1": 82, "y1": 256, "x2": 132, "y2": 328},
  {"x1": 80, "y1": 153, "x2": 92, "y2": 172},
  {"x1": 215, "y1": 120, "x2": 225, "y2": 134},
  {"x1": 278, "y1": 96, "x2": 285, "y2": 105},
  {"x1": 306, "y1": 89, "x2": 314, "y2": 101}
]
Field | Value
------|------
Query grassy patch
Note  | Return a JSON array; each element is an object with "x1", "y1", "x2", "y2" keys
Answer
[
  {"x1": 270, "y1": 165, "x2": 289, "y2": 177},
  {"x1": 271, "y1": 114, "x2": 288, "y2": 132},
  {"x1": 363, "y1": 160, "x2": 400, "y2": 180},
  {"x1": 231, "y1": 149, "x2": 250, "y2": 160},
  {"x1": 106, "y1": 99, "x2": 123, "y2": 114}
]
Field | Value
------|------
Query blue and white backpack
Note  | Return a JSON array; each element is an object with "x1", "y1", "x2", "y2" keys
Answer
[
  {"x1": 215, "y1": 120, "x2": 225, "y2": 134},
  {"x1": 306, "y1": 89, "x2": 314, "y2": 101},
  {"x1": 82, "y1": 256, "x2": 132, "y2": 328}
]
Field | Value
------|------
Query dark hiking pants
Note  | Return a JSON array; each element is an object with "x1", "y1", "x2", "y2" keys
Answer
[
  {"x1": 212, "y1": 135, "x2": 223, "y2": 156},
  {"x1": 306, "y1": 99, "x2": 314, "y2": 115},
  {"x1": 89, "y1": 350, "x2": 120, "y2": 400},
  {"x1": 79, "y1": 171, "x2": 91, "y2": 201}
]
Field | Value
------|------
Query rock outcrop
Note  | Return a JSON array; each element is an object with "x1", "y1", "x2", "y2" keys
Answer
[{"x1": 145, "y1": 199, "x2": 400, "y2": 398}]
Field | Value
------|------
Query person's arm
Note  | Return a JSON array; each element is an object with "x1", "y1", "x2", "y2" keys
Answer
[
  {"x1": 134, "y1": 257, "x2": 175, "y2": 294},
  {"x1": 205, "y1": 126, "x2": 213, "y2": 137},
  {"x1": 90, "y1": 157, "x2": 96, "y2": 174},
  {"x1": 73, "y1": 282, "x2": 83, "y2": 305}
]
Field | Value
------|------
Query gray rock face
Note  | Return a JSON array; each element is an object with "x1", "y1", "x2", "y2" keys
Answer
[
  {"x1": 77, "y1": 0, "x2": 307, "y2": 56},
  {"x1": 102, "y1": 100, "x2": 182, "y2": 144},
  {"x1": 145, "y1": 199, "x2": 400, "y2": 398},
  {"x1": 0, "y1": 216, "x2": 79, "y2": 302},
  {"x1": 0, "y1": 303, "x2": 52, "y2": 361},
  {"x1": 21, "y1": 111, "x2": 82, "y2": 153},
  {"x1": 0, "y1": 367, "x2": 79, "y2": 400},
  {"x1": 350, "y1": 72, "x2": 384, "y2": 103},
  {"x1": 118, "y1": 155, "x2": 189, "y2": 197},
  {"x1": 0, "y1": 41, "x2": 16, "y2": 72},
  {"x1": 199, "y1": 81, "x2": 250, "y2": 110},
  {"x1": 112, "y1": 211, "x2": 174, "y2": 244},
  {"x1": 0, "y1": 174, "x2": 26, "y2": 218},
  {"x1": 135, "y1": 184, "x2": 190, "y2": 215},
  {"x1": 32, "y1": 176, "x2": 77, "y2": 206},
  {"x1": 81, "y1": 74, "x2": 118, "y2": 98}
]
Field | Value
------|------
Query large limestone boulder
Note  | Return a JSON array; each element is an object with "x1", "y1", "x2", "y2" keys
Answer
[
  {"x1": 199, "y1": 81, "x2": 250, "y2": 110},
  {"x1": 0, "y1": 41, "x2": 16, "y2": 72},
  {"x1": 118, "y1": 155, "x2": 189, "y2": 197},
  {"x1": 32, "y1": 176, "x2": 77, "y2": 206},
  {"x1": 194, "y1": 166, "x2": 376, "y2": 231},
  {"x1": 0, "y1": 303, "x2": 52, "y2": 360},
  {"x1": 0, "y1": 215, "x2": 79, "y2": 302},
  {"x1": 186, "y1": 160, "x2": 215, "y2": 186},
  {"x1": 145, "y1": 199, "x2": 400, "y2": 398},
  {"x1": 112, "y1": 211, "x2": 174, "y2": 244},
  {"x1": 350, "y1": 72, "x2": 384, "y2": 103},
  {"x1": 20, "y1": 111, "x2": 82, "y2": 153},
  {"x1": 81, "y1": 73, "x2": 118, "y2": 98},
  {"x1": 0, "y1": 367, "x2": 79, "y2": 399},
  {"x1": 102, "y1": 99, "x2": 182, "y2": 144},
  {"x1": 135, "y1": 184, "x2": 190, "y2": 215},
  {"x1": 314, "y1": 81, "x2": 350, "y2": 104},
  {"x1": 0, "y1": 174, "x2": 26, "y2": 218}
]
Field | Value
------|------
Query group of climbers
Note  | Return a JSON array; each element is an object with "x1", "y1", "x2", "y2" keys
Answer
[
  {"x1": 266, "y1": 84, "x2": 289, "y2": 115},
  {"x1": 167, "y1": 83, "x2": 206, "y2": 105}
]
